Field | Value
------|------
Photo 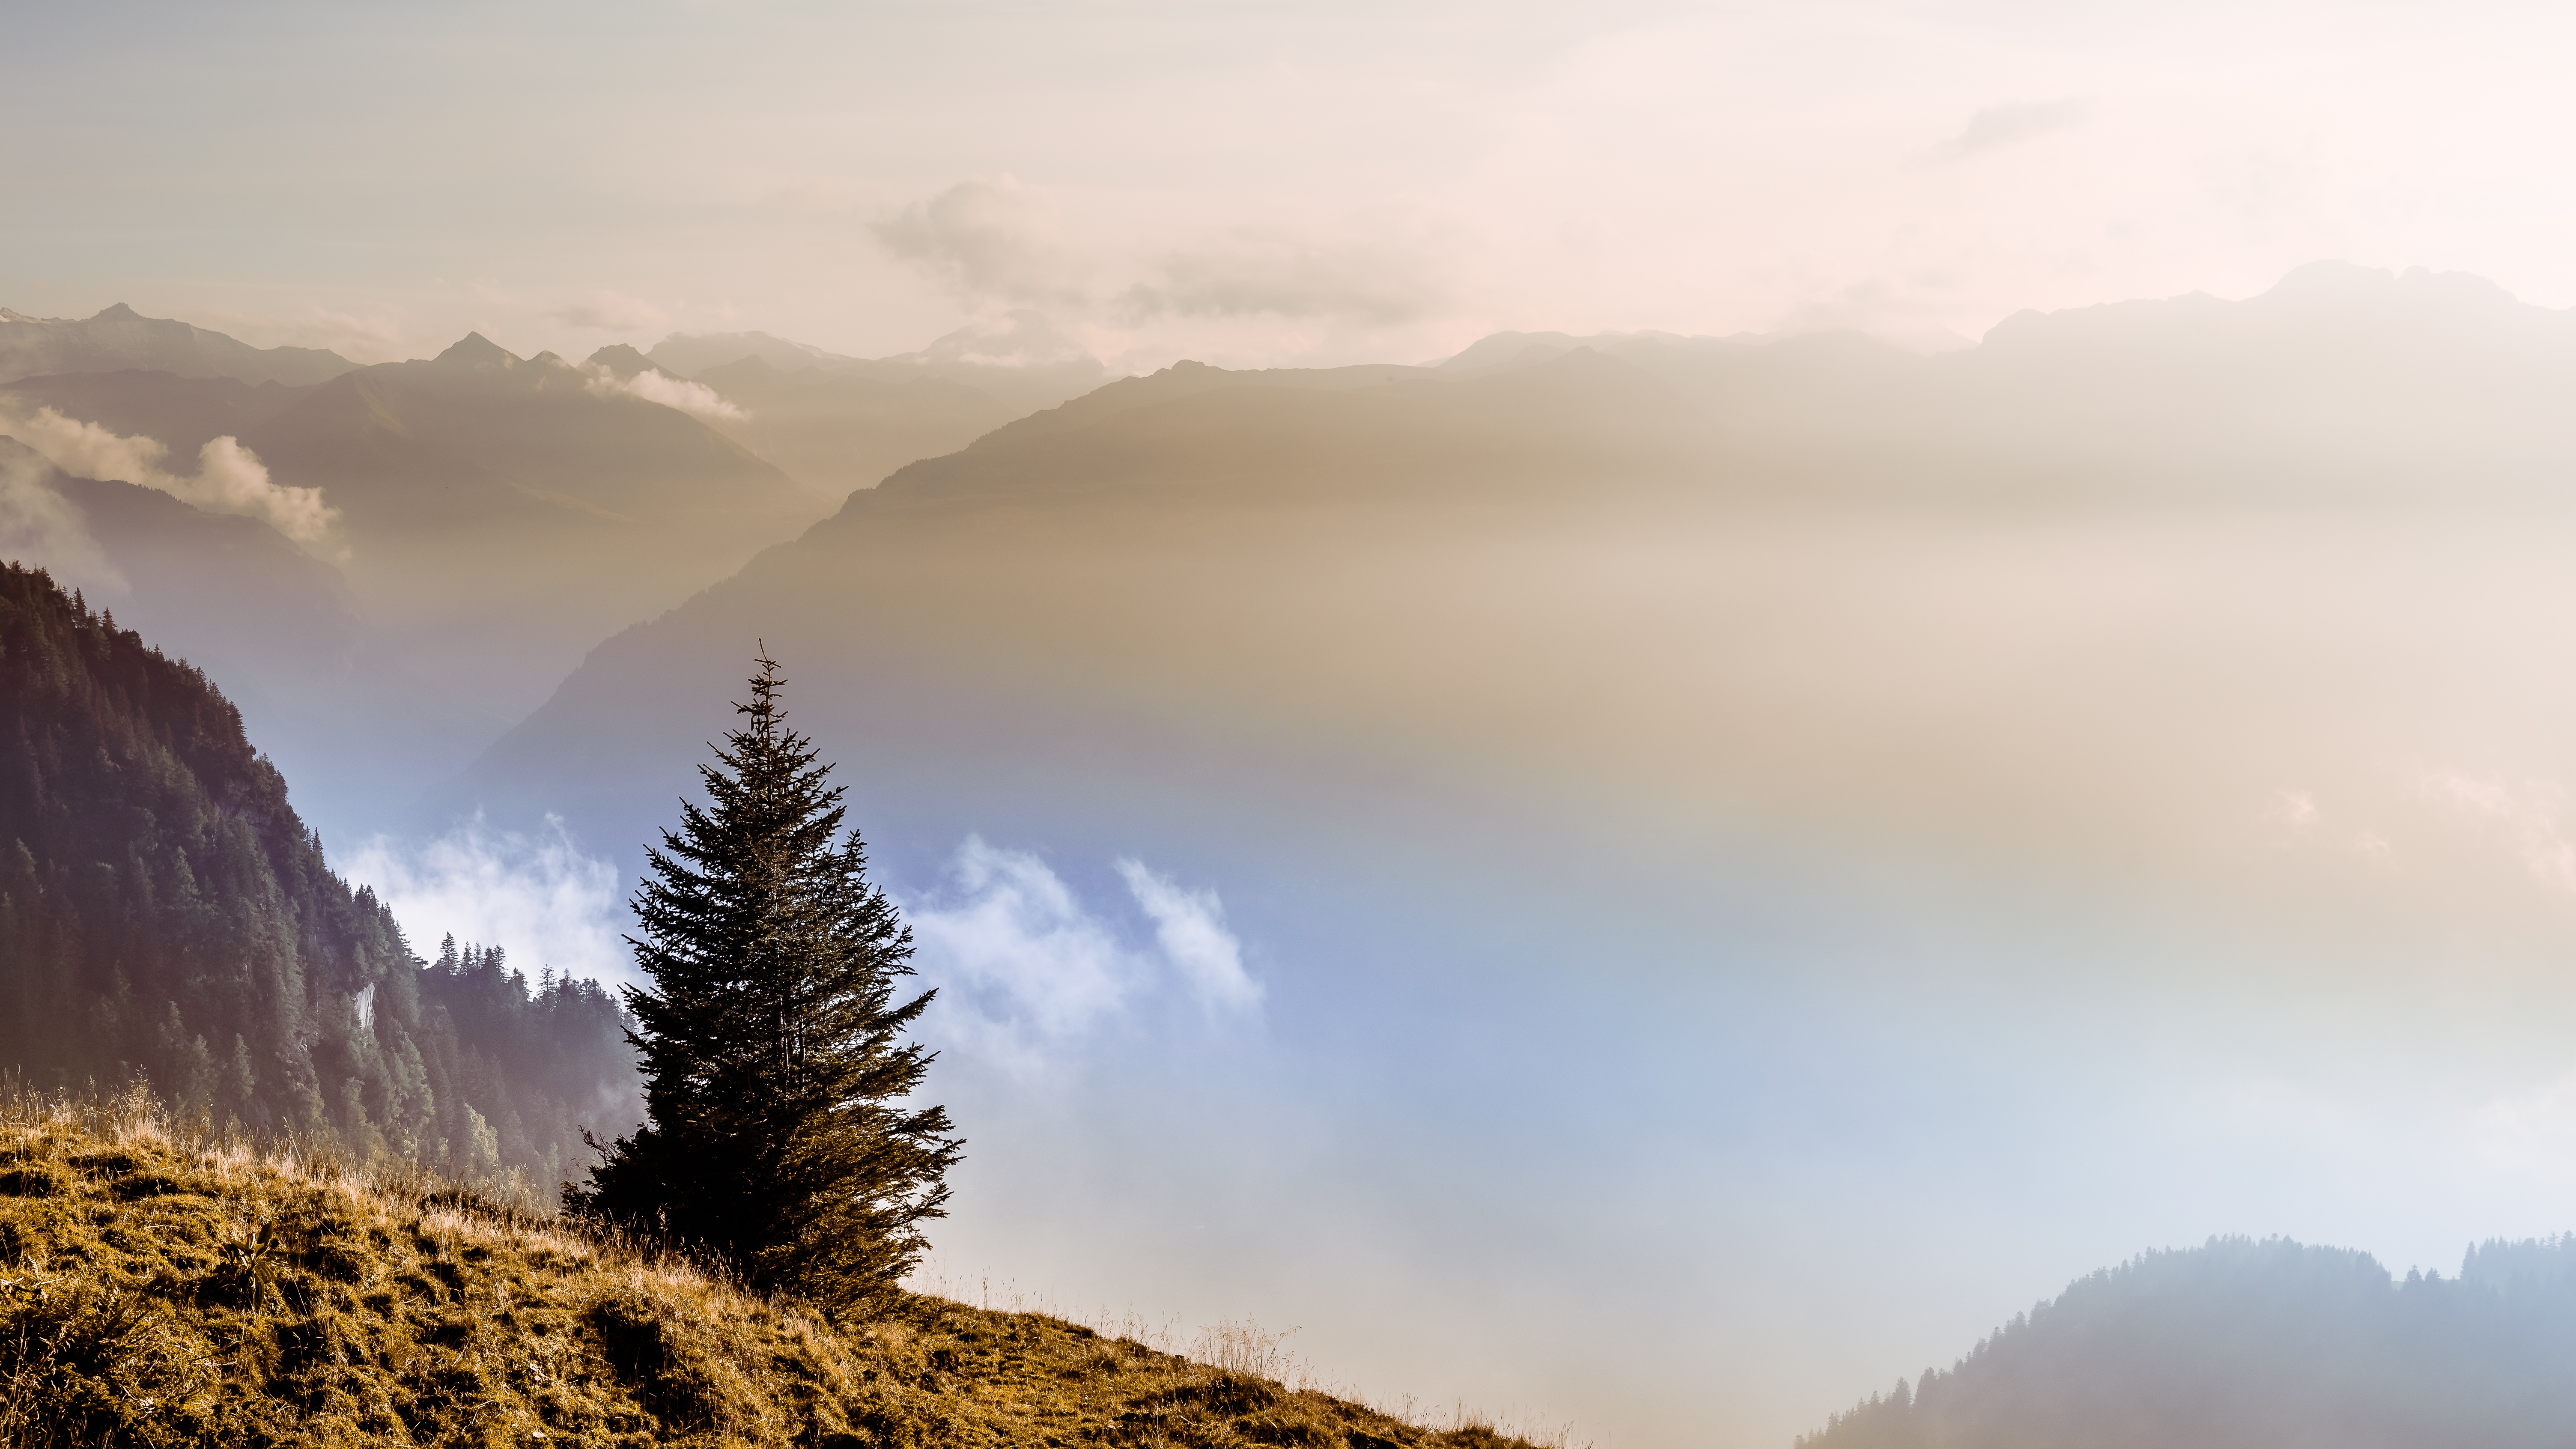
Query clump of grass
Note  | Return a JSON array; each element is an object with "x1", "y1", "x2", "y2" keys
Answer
[{"x1": 0, "y1": 1084, "x2": 1571, "y2": 1449}]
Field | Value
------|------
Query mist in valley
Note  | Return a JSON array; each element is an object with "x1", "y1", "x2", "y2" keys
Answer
[{"x1": 18, "y1": 3, "x2": 2576, "y2": 1445}]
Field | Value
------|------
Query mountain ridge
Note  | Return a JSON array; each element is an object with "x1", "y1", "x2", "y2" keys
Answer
[
  {"x1": 0, "y1": 304, "x2": 355, "y2": 387},
  {"x1": 1801, "y1": 1234, "x2": 2576, "y2": 1449}
]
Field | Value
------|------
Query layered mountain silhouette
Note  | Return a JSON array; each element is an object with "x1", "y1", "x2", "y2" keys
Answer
[
  {"x1": 645, "y1": 327, "x2": 853, "y2": 377},
  {"x1": 0, "y1": 436, "x2": 358, "y2": 715},
  {"x1": 578, "y1": 340, "x2": 1014, "y2": 498},
  {"x1": 18, "y1": 262, "x2": 2576, "y2": 870},
  {"x1": 1801, "y1": 1236, "x2": 2576, "y2": 1449},
  {"x1": 3, "y1": 367, "x2": 312, "y2": 456},
  {"x1": 433, "y1": 343, "x2": 1741, "y2": 864},
  {"x1": 0, "y1": 303, "x2": 355, "y2": 386},
  {"x1": 870, "y1": 349, "x2": 1710, "y2": 502},
  {"x1": 648, "y1": 313, "x2": 1109, "y2": 417},
  {"x1": 237, "y1": 331, "x2": 806, "y2": 529},
  {"x1": 442, "y1": 263, "x2": 2576, "y2": 977},
  {"x1": 1465, "y1": 261, "x2": 2576, "y2": 501},
  {"x1": 2, "y1": 331, "x2": 834, "y2": 835},
  {"x1": 686, "y1": 355, "x2": 1014, "y2": 497}
]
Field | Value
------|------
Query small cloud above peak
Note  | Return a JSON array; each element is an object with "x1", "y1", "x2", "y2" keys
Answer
[
  {"x1": 1930, "y1": 98, "x2": 2093, "y2": 162},
  {"x1": 873, "y1": 176, "x2": 1086, "y2": 307},
  {"x1": 551, "y1": 289, "x2": 670, "y2": 334},
  {"x1": 904, "y1": 308, "x2": 1097, "y2": 369},
  {"x1": 1119, "y1": 228, "x2": 1450, "y2": 327},
  {"x1": 646, "y1": 330, "x2": 853, "y2": 378}
]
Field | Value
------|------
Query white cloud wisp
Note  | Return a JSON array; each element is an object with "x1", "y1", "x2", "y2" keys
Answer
[
  {"x1": 581, "y1": 363, "x2": 749, "y2": 424},
  {"x1": 344, "y1": 814, "x2": 629, "y2": 985},
  {"x1": 903, "y1": 837, "x2": 1259, "y2": 1074},
  {"x1": 0, "y1": 443, "x2": 121, "y2": 593},
  {"x1": 0, "y1": 402, "x2": 340, "y2": 552},
  {"x1": 1116, "y1": 857, "x2": 1261, "y2": 1013}
]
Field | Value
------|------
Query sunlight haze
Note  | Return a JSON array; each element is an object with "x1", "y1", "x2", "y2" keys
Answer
[
  {"x1": 17, "y1": 1, "x2": 2576, "y2": 367},
  {"x1": 13, "y1": 4, "x2": 2576, "y2": 1449}
]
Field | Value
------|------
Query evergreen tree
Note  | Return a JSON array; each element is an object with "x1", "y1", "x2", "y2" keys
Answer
[{"x1": 575, "y1": 651, "x2": 960, "y2": 1314}]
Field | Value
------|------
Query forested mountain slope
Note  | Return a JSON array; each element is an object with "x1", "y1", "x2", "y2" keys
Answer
[
  {"x1": 0, "y1": 563, "x2": 638, "y2": 1186},
  {"x1": 1801, "y1": 1236, "x2": 2576, "y2": 1449}
]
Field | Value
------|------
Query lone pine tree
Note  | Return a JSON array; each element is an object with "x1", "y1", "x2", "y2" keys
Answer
[{"x1": 575, "y1": 651, "x2": 960, "y2": 1314}]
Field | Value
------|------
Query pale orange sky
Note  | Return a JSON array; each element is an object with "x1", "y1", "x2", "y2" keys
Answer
[{"x1": 15, "y1": 0, "x2": 2576, "y2": 368}]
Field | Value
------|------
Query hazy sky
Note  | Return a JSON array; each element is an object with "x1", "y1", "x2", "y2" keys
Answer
[{"x1": 16, "y1": 0, "x2": 2576, "y2": 369}]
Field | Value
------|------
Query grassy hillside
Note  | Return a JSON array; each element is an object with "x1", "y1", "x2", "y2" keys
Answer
[{"x1": 0, "y1": 1087, "x2": 1552, "y2": 1449}]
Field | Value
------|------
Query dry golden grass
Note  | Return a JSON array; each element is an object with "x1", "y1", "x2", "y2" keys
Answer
[{"x1": 0, "y1": 1085, "x2": 1565, "y2": 1449}]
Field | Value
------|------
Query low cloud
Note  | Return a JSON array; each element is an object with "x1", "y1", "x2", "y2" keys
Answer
[
  {"x1": 552, "y1": 290, "x2": 671, "y2": 332},
  {"x1": 1120, "y1": 230, "x2": 1450, "y2": 325},
  {"x1": 343, "y1": 814, "x2": 631, "y2": 986},
  {"x1": 872, "y1": 177, "x2": 1087, "y2": 305},
  {"x1": 581, "y1": 364, "x2": 749, "y2": 425},
  {"x1": 876, "y1": 178, "x2": 1452, "y2": 341},
  {"x1": 1930, "y1": 98, "x2": 2093, "y2": 162},
  {"x1": 907, "y1": 838, "x2": 1136, "y2": 1064},
  {"x1": 0, "y1": 401, "x2": 339, "y2": 551},
  {"x1": 908, "y1": 309, "x2": 1098, "y2": 369},
  {"x1": 2259, "y1": 788, "x2": 2396, "y2": 866},
  {"x1": 2472, "y1": 1072, "x2": 2576, "y2": 1181},
  {"x1": 2421, "y1": 771, "x2": 2576, "y2": 894},
  {"x1": 0, "y1": 444, "x2": 121, "y2": 593},
  {"x1": 1116, "y1": 858, "x2": 1261, "y2": 1012},
  {"x1": 903, "y1": 837, "x2": 1258, "y2": 1073}
]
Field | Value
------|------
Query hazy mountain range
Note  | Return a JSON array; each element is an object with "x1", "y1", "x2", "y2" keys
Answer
[
  {"x1": 648, "y1": 314, "x2": 1110, "y2": 417},
  {"x1": 0, "y1": 313, "x2": 1068, "y2": 837},
  {"x1": 454, "y1": 262, "x2": 2576, "y2": 890},
  {"x1": 414, "y1": 264, "x2": 2576, "y2": 1447},
  {"x1": 18, "y1": 267, "x2": 2576, "y2": 1446},
  {"x1": 0, "y1": 302, "x2": 357, "y2": 387}
]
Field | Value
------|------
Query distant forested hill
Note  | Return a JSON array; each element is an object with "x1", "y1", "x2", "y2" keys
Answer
[
  {"x1": 0, "y1": 561, "x2": 639, "y2": 1187},
  {"x1": 1802, "y1": 1234, "x2": 2576, "y2": 1449}
]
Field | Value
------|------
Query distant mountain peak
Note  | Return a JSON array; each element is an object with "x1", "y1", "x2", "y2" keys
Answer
[
  {"x1": 586, "y1": 343, "x2": 659, "y2": 379},
  {"x1": 0, "y1": 305, "x2": 356, "y2": 386},
  {"x1": 2263, "y1": 258, "x2": 2519, "y2": 311},
  {"x1": 647, "y1": 329, "x2": 853, "y2": 377},
  {"x1": 432, "y1": 332, "x2": 520, "y2": 368}
]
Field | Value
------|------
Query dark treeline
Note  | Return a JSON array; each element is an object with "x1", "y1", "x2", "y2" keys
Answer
[
  {"x1": 0, "y1": 561, "x2": 639, "y2": 1187},
  {"x1": 1801, "y1": 1234, "x2": 2576, "y2": 1449}
]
